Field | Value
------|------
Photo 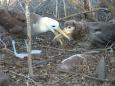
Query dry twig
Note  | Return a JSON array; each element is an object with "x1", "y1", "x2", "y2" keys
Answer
[
  {"x1": 57, "y1": 8, "x2": 109, "y2": 21},
  {"x1": 25, "y1": 0, "x2": 33, "y2": 76},
  {"x1": 9, "y1": 70, "x2": 41, "y2": 86}
]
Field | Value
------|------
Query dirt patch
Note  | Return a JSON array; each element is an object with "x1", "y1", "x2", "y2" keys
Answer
[{"x1": 0, "y1": 32, "x2": 115, "y2": 86}]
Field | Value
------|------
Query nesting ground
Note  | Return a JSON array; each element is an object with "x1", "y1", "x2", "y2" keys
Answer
[{"x1": 0, "y1": 32, "x2": 115, "y2": 86}]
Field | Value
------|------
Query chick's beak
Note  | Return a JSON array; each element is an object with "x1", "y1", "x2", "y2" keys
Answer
[{"x1": 54, "y1": 28, "x2": 70, "y2": 40}]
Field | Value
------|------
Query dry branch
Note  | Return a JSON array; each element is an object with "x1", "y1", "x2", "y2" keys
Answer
[
  {"x1": 62, "y1": 0, "x2": 67, "y2": 17},
  {"x1": 25, "y1": 0, "x2": 33, "y2": 76},
  {"x1": 9, "y1": 70, "x2": 40, "y2": 86},
  {"x1": 57, "y1": 8, "x2": 109, "y2": 21}
]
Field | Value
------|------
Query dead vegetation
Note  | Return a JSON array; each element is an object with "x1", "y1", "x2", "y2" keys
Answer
[
  {"x1": 1, "y1": 37, "x2": 115, "y2": 86},
  {"x1": 0, "y1": 0, "x2": 115, "y2": 86}
]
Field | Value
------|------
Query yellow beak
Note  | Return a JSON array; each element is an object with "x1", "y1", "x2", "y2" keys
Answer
[{"x1": 55, "y1": 28, "x2": 70, "y2": 40}]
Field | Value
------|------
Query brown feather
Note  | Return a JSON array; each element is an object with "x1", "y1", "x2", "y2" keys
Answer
[
  {"x1": 64, "y1": 20, "x2": 115, "y2": 48},
  {"x1": 0, "y1": 9, "x2": 42, "y2": 38}
]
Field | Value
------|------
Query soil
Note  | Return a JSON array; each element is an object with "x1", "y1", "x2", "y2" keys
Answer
[
  {"x1": 0, "y1": 32, "x2": 115, "y2": 86},
  {"x1": 0, "y1": 0, "x2": 115, "y2": 85}
]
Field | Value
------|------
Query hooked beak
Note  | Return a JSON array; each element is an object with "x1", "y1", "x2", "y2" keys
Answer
[{"x1": 54, "y1": 28, "x2": 70, "y2": 40}]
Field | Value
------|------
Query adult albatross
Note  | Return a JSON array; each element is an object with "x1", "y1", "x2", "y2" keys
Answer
[
  {"x1": 0, "y1": 9, "x2": 70, "y2": 58},
  {"x1": 0, "y1": 9, "x2": 70, "y2": 39}
]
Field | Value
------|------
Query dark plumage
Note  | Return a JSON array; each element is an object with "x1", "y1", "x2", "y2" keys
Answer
[
  {"x1": 0, "y1": 9, "x2": 70, "y2": 39},
  {"x1": 63, "y1": 20, "x2": 115, "y2": 48},
  {"x1": 0, "y1": 9, "x2": 70, "y2": 58},
  {"x1": 0, "y1": 72, "x2": 10, "y2": 86},
  {"x1": 0, "y1": 9, "x2": 27, "y2": 38}
]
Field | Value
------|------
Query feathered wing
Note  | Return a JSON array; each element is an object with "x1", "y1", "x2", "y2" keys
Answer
[
  {"x1": 88, "y1": 22, "x2": 115, "y2": 47},
  {"x1": 0, "y1": 9, "x2": 26, "y2": 36}
]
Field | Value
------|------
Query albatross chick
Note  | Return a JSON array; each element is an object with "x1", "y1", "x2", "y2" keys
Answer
[{"x1": 54, "y1": 20, "x2": 115, "y2": 48}]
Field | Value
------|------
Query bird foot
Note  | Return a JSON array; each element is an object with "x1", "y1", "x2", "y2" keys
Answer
[{"x1": 12, "y1": 40, "x2": 42, "y2": 58}]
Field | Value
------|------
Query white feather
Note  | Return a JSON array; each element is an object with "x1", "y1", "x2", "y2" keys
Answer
[{"x1": 33, "y1": 17, "x2": 59, "y2": 33}]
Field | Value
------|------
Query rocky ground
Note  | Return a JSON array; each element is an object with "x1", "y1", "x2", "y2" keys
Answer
[
  {"x1": 0, "y1": 32, "x2": 115, "y2": 86},
  {"x1": 0, "y1": 0, "x2": 115, "y2": 86}
]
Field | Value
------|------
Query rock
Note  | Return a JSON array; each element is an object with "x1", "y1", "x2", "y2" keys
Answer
[
  {"x1": 0, "y1": 72, "x2": 10, "y2": 86},
  {"x1": 57, "y1": 54, "x2": 85, "y2": 72},
  {"x1": 111, "y1": 78, "x2": 115, "y2": 86},
  {"x1": 95, "y1": 57, "x2": 106, "y2": 79}
]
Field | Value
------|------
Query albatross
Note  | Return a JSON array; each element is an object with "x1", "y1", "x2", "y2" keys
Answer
[
  {"x1": 0, "y1": 9, "x2": 70, "y2": 58},
  {"x1": 54, "y1": 20, "x2": 115, "y2": 48},
  {"x1": 0, "y1": 9, "x2": 70, "y2": 39}
]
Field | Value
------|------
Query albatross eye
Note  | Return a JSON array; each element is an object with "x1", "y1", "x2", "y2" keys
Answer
[
  {"x1": 67, "y1": 26, "x2": 73, "y2": 29},
  {"x1": 68, "y1": 26, "x2": 71, "y2": 29},
  {"x1": 52, "y1": 25, "x2": 56, "y2": 27}
]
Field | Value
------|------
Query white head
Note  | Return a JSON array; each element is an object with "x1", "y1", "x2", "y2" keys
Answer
[
  {"x1": 38, "y1": 17, "x2": 59, "y2": 33},
  {"x1": 33, "y1": 17, "x2": 70, "y2": 40}
]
